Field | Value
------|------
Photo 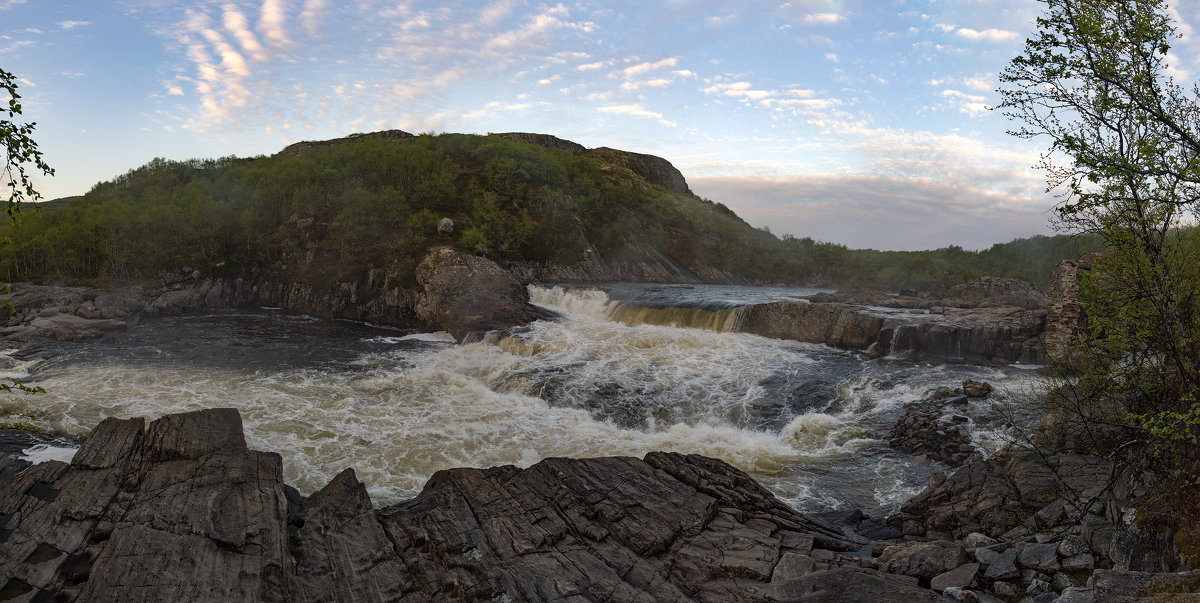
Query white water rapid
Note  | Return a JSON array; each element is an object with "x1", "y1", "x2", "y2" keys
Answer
[{"x1": 6, "y1": 285, "x2": 1039, "y2": 514}]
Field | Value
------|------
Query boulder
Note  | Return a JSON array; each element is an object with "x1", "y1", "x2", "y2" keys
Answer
[
  {"x1": 414, "y1": 246, "x2": 555, "y2": 342},
  {"x1": 877, "y1": 540, "x2": 968, "y2": 580},
  {"x1": 930, "y1": 563, "x2": 980, "y2": 592}
]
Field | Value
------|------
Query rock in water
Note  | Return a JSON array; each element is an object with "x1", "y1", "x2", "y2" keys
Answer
[
  {"x1": 0, "y1": 407, "x2": 949, "y2": 601},
  {"x1": 414, "y1": 246, "x2": 554, "y2": 342}
]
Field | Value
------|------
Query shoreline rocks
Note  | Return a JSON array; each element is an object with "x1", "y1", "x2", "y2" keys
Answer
[{"x1": 0, "y1": 408, "x2": 944, "y2": 602}]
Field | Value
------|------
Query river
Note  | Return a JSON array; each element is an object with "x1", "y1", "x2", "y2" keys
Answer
[{"x1": 1, "y1": 284, "x2": 1043, "y2": 516}]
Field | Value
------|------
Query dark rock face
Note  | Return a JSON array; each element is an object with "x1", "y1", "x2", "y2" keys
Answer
[
  {"x1": 738, "y1": 301, "x2": 884, "y2": 350},
  {"x1": 0, "y1": 284, "x2": 146, "y2": 343},
  {"x1": 1, "y1": 408, "x2": 946, "y2": 601},
  {"x1": 1044, "y1": 258, "x2": 1092, "y2": 366},
  {"x1": 734, "y1": 297, "x2": 1044, "y2": 365},
  {"x1": 896, "y1": 447, "x2": 1112, "y2": 539},
  {"x1": 415, "y1": 247, "x2": 555, "y2": 342},
  {"x1": 943, "y1": 276, "x2": 1047, "y2": 309}
]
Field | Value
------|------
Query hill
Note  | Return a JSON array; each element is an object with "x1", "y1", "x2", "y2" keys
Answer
[
  {"x1": 4, "y1": 130, "x2": 1103, "y2": 292},
  {"x1": 3, "y1": 132, "x2": 800, "y2": 289}
]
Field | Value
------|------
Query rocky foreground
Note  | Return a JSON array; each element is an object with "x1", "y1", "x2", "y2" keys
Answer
[{"x1": 2, "y1": 407, "x2": 1197, "y2": 602}]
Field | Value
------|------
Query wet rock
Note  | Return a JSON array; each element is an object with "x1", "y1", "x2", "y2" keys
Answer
[
  {"x1": 415, "y1": 246, "x2": 555, "y2": 342},
  {"x1": 962, "y1": 379, "x2": 992, "y2": 398}
]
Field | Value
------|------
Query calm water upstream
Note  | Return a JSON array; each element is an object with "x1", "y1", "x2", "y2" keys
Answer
[{"x1": 2, "y1": 284, "x2": 1042, "y2": 515}]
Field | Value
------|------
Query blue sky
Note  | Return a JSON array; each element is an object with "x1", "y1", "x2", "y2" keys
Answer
[{"x1": 3, "y1": 0, "x2": 1199, "y2": 250}]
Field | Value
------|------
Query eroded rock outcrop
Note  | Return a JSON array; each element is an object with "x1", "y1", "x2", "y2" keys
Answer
[{"x1": 0, "y1": 408, "x2": 947, "y2": 602}]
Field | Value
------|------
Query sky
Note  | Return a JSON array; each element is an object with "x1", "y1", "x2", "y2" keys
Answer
[{"x1": 3, "y1": 0, "x2": 1200, "y2": 251}]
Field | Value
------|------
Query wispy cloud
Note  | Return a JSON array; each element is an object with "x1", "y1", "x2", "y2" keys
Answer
[
  {"x1": 953, "y1": 27, "x2": 1017, "y2": 42},
  {"x1": 801, "y1": 13, "x2": 844, "y2": 25},
  {"x1": 258, "y1": 0, "x2": 290, "y2": 48},
  {"x1": 0, "y1": 0, "x2": 29, "y2": 10},
  {"x1": 58, "y1": 20, "x2": 90, "y2": 30},
  {"x1": 599, "y1": 104, "x2": 677, "y2": 127}
]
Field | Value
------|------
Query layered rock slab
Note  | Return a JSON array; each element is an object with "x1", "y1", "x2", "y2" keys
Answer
[{"x1": 0, "y1": 408, "x2": 945, "y2": 602}]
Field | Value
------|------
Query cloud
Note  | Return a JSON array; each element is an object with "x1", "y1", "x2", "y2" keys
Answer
[
  {"x1": 954, "y1": 27, "x2": 1017, "y2": 42},
  {"x1": 58, "y1": 20, "x2": 90, "y2": 30},
  {"x1": 223, "y1": 3, "x2": 267, "y2": 61},
  {"x1": 599, "y1": 104, "x2": 677, "y2": 127},
  {"x1": 801, "y1": 13, "x2": 844, "y2": 25},
  {"x1": 258, "y1": 0, "x2": 290, "y2": 48},
  {"x1": 689, "y1": 174, "x2": 1052, "y2": 250},
  {"x1": 623, "y1": 57, "x2": 677, "y2": 77},
  {"x1": 0, "y1": 0, "x2": 29, "y2": 9},
  {"x1": 940, "y1": 89, "x2": 990, "y2": 116}
]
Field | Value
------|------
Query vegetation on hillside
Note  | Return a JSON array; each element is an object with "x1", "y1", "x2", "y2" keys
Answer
[{"x1": 0, "y1": 131, "x2": 1100, "y2": 291}]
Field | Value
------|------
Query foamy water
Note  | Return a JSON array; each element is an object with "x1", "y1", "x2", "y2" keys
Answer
[{"x1": 7, "y1": 286, "x2": 1039, "y2": 514}]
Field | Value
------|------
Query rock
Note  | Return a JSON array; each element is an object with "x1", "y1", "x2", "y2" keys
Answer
[
  {"x1": 1092, "y1": 569, "x2": 1200, "y2": 601},
  {"x1": 1057, "y1": 534, "x2": 1090, "y2": 558},
  {"x1": 414, "y1": 246, "x2": 555, "y2": 342},
  {"x1": 1, "y1": 408, "x2": 904, "y2": 601},
  {"x1": 961, "y1": 590, "x2": 1005, "y2": 603},
  {"x1": 962, "y1": 379, "x2": 993, "y2": 398},
  {"x1": 23, "y1": 313, "x2": 127, "y2": 341},
  {"x1": 1018, "y1": 542, "x2": 1061, "y2": 570},
  {"x1": 1060, "y1": 552, "x2": 1095, "y2": 571},
  {"x1": 1056, "y1": 585, "x2": 1095, "y2": 603},
  {"x1": 964, "y1": 533, "x2": 997, "y2": 549},
  {"x1": 899, "y1": 446, "x2": 1112, "y2": 539},
  {"x1": 437, "y1": 216, "x2": 454, "y2": 235},
  {"x1": 877, "y1": 540, "x2": 968, "y2": 580},
  {"x1": 1043, "y1": 258, "x2": 1091, "y2": 366},
  {"x1": 772, "y1": 566, "x2": 942, "y2": 602},
  {"x1": 931, "y1": 563, "x2": 980, "y2": 592},
  {"x1": 990, "y1": 579, "x2": 1023, "y2": 598},
  {"x1": 943, "y1": 276, "x2": 1047, "y2": 309},
  {"x1": 737, "y1": 300, "x2": 885, "y2": 350},
  {"x1": 983, "y1": 549, "x2": 1018, "y2": 580},
  {"x1": 1026, "y1": 577, "x2": 1052, "y2": 596}
]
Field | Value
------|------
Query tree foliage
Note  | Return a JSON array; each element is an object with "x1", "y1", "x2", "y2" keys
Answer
[
  {"x1": 1, "y1": 68, "x2": 53, "y2": 220},
  {"x1": 999, "y1": 0, "x2": 1200, "y2": 487}
]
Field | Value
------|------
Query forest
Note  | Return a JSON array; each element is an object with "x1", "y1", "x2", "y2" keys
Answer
[{"x1": 0, "y1": 131, "x2": 1103, "y2": 292}]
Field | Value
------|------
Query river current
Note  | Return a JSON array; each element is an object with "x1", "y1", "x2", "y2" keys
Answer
[{"x1": 2, "y1": 284, "x2": 1041, "y2": 516}]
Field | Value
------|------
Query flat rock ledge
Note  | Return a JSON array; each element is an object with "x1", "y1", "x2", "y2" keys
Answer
[{"x1": 0, "y1": 408, "x2": 944, "y2": 602}]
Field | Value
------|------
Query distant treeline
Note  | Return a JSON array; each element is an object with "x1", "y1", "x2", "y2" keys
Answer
[{"x1": 0, "y1": 132, "x2": 1102, "y2": 292}]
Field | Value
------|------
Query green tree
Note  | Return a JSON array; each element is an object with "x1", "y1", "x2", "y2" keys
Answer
[
  {"x1": 999, "y1": 0, "x2": 1200, "y2": 489},
  {"x1": 2, "y1": 68, "x2": 53, "y2": 220}
]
